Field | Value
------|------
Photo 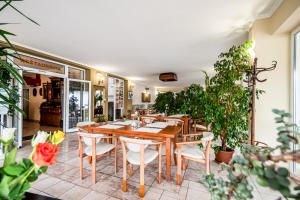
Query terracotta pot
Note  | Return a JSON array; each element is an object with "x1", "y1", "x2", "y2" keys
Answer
[{"x1": 215, "y1": 148, "x2": 234, "y2": 164}]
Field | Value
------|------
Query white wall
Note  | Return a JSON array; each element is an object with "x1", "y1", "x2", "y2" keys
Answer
[{"x1": 248, "y1": 0, "x2": 300, "y2": 146}]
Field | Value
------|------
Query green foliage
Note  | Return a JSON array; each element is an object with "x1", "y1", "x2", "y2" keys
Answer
[
  {"x1": 96, "y1": 115, "x2": 107, "y2": 123},
  {"x1": 204, "y1": 41, "x2": 253, "y2": 151},
  {"x1": 181, "y1": 84, "x2": 206, "y2": 119},
  {"x1": 203, "y1": 109, "x2": 300, "y2": 199},
  {"x1": 153, "y1": 92, "x2": 176, "y2": 115}
]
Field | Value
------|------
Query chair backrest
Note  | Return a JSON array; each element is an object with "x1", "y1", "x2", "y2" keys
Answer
[
  {"x1": 201, "y1": 132, "x2": 214, "y2": 151},
  {"x1": 119, "y1": 136, "x2": 152, "y2": 152},
  {"x1": 141, "y1": 117, "x2": 156, "y2": 124},
  {"x1": 78, "y1": 132, "x2": 104, "y2": 146},
  {"x1": 165, "y1": 118, "x2": 183, "y2": 126},
  {"x1": 77, "y1": 121, "x2": 96, "y2": 127}
]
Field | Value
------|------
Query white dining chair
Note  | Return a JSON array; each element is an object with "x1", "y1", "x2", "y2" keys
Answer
[
  {"x1": 120, "y1": 136, "x2": 163, "y2": 197},
  {"x1": 175, "y1": 131, "x2": 214, "y2": 185},
  {"x1": 141, "y1": 116, "x2": 156, "y2": 124},
  {"x1": 77, "y1": 132, "x2": 118, "y2": 184}
]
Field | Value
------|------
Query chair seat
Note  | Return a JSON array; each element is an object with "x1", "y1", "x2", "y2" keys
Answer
[
  {"x1": 193, "y1": 124, "x2": 207, "y2": 129},
  {"x1": 126, "y1": 149, "x2": 158, "y2": 165},
  {"x1": 84, "y1": 142, "x2": 115, "y2": 156},
  {"x1": 175, "y1": 145, "x2": 205, "y2": 159}
]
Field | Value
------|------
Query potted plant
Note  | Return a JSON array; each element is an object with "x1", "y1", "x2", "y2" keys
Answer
[
  {"x1": 181, "y1": 84, "x2": 206, "y2": 119},
  {"x1": 204, "y1": 41, "x2": 252, "y2": 164},
  {"x1": 153, "y1": 92, "x2": 175, "y2": 115}
]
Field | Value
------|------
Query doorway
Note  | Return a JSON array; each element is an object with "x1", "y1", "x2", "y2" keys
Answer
[{"x1": 22, "y1": 72, "x2": 64, "y2": 140}]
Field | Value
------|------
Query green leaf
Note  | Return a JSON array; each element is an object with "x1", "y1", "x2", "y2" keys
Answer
[
  {"x1": 277, "y1": 167, "x2": 289, "y2": 177},
  {"x1": 4, "y1": 164, "x2": 25, "y2": 176},
  {"x1": 0, "y1": 175, "x2": 11, "y2": 199},
  {"x1": 4, "y1": 147, "x2": 17, "y2": 167}
]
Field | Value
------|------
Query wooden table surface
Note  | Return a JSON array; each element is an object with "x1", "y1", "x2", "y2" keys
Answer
[
  {"x1": 82, "y1": 123, "x2": 181, "y2": 182},
  {"x1": 144, "y1": 115, "x2": 191, "y2": 135}
]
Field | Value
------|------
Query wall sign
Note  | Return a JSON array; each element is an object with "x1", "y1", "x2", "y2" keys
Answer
[{"x1": 14, "y1": 54, "x2": 65, "y2": 74}]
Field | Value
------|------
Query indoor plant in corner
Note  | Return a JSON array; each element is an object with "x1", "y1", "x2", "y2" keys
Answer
[{"x1": 204, "y1": 41, "x2": 252, "y2": 164}]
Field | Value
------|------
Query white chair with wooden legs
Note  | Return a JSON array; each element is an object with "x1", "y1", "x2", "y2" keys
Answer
[
  {"x1": 141, "y1": 116, "x2": 156, "y2": 124},
  {"x1": 77, "y1": 132, "x2": 118, "y2": 184},
  {"x1": 119, "y1": 136, "x2": 163, "y2": 197},
  {"x1": 175, "y1": 132, "x2": 213, "y2": 185}
]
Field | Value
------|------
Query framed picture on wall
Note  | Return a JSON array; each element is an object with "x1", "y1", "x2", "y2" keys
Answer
[{"x1": 128, "y1": 91, "x2": 133, "y2": 100}]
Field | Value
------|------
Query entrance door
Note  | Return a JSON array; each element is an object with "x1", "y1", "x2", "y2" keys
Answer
[{"x1": 66, "y1": 79, "x2": 91, "y2": 132}]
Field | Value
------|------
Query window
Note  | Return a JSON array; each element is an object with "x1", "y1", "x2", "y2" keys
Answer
[
  {"x1": 68, "y1": 67, "x2": 85, "y2": 80},
  {"x1": 292, "y1": 27, "x2": 300, "y2": 175}
]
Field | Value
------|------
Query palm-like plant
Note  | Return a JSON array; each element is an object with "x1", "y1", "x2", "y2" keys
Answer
[{"x1": 0, "y1": 0, "x2": 39, "y2": 115}]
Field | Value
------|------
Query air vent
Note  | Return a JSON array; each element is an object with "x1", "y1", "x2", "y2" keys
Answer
[{"x1": 159, "y1": 72, "x2": 177, "y2": 82}]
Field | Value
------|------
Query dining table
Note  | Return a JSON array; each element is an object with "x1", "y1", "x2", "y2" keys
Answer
[
  {"x1": 81, "y1": 121, "x2": 181, "y2": 182},
  {"x1": 144, "y1": 114, "x2": 191, "y2": 135}
]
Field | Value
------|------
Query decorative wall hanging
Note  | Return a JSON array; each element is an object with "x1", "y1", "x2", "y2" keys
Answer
[
  {"x1": 141, "y1": 88, "x2": 151, "y2": 102},
  {"x1": 32, "y1": 88, "x2": 37, "y2": 96},
  {"x1": 39, "y1": 88, "x2": 43, "y2": 96}
]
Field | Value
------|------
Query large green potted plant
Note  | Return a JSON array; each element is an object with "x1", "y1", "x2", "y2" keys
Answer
[
  {"x1": 204, "y1": 41, "x2": 252, "y2": 164},
  {"x1": 153, "y1": 92, "x2": 175, "y2": 115},
  {"x1": 181, "y1": 84, "x2": 206, "y2": 119}
]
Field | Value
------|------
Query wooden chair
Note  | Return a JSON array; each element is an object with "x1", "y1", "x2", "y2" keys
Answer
[
  {"x1": 141, "y1": 116, "x2": 156, "y2": 124},
  {"x1": 191, "y1": 119, "x2": 208, "y2": 133},
  {"x1": 120, "y1": 136, "x2": 163, "y2": 197},
  {"x1": 77, "y1": 132, "x2": 118, "y2": 184},
  {"x1": 175, "y1": 131, "x2": 213, "y2": 185}
]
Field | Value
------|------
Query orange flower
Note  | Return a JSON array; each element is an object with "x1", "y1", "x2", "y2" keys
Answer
[{"x1": 32, "y1": 143, "x2": 59, "y2": 166}]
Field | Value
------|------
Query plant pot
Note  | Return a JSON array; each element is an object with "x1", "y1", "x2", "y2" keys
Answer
[{"x1": 215, "y1": 148, "x2": 234, "y2": 164}]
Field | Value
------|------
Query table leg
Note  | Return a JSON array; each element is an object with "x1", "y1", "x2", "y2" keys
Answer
[{"x1": 165, "y1": 137, "x2": 171, "y2": 182}]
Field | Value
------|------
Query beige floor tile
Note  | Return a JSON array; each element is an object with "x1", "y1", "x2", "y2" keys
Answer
[
  {"x1": 32, "y1": 176, "x2": 61, "y2": 191},
  {"x1": 59, "y1": 185, "x2": 91, "y2": 200},
  {"x1": 186, "y1": 188, "x2": 210, "y2": 200},
  {"x1": 144, "y1": 191, "x2": 162, "y2": 200},
  {"x1": 81, "y1": 191, "x2": 110, "y2": 200},
  {"x1": 44, "y1": 180, "x2": 74, "y2": 197}
]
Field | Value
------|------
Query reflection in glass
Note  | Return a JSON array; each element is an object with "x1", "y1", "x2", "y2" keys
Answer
[{"x1": 68, "y1": 81, "x2": 90, "y2": 129}]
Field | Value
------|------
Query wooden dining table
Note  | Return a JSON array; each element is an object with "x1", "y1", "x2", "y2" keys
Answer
[
  {"x1": 144, "y1": 114, "x2": 191, "y2": 135},
  {"x1": 81, "y1": 123, "x2": 181, "y2": 182}
]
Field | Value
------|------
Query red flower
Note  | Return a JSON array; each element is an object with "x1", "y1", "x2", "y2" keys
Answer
[{"x1": 32, "y1": 142, "x2": 60, "y2": 166}]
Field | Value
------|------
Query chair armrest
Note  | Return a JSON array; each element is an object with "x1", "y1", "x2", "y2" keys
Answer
[
  {"x1": 176, "y1": 140, "x2": 205, "y2": 146},
  {"x1": 183, "y1": 133, "x2": 204, "y2": 137}
]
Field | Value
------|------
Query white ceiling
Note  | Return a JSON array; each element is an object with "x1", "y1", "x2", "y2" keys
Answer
[{"x1": 1, "y1": 0, "x2": 282, "y2": 87}]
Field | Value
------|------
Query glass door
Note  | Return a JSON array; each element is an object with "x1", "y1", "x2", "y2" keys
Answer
[{"x1": 66, "y1": 79, "x2": 91, "y2": 132}]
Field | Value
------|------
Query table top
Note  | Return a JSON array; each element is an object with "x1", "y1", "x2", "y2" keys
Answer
[{"x1": 82, "y1": 123, "x2": 181, "y2": 139}]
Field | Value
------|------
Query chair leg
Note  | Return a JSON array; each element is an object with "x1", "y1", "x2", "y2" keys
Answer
[
  {"x1": 129, "y1": 164, "x2": 133, "y2": 176},
  {"x1": 80, "y1": 154, "x2": 83, "y2": 180},
  {"x1": 114, "y1": 139, "x2": 118, "y2": 175},
  {"x1": 139, "y1": 164, "x2": 145, "y2": 197},
  {"x1": 158, "y1": 144, "x2": 162, "y2": 184},
  {"x1": 182, "y1": 157, "x2": 186, "y2": 170},
  {"x1": 123, "y1": 154, "x2": 127, "y2": 192},
  {"x1": 92, "y1": 138, "x2": 97, "y2": 184},
  {"x1": 205, "y1": 159, "x2": 210, "y2": 174},
  {"x1": 177, "y1": 153, "x2": 182, "y2": 185}
]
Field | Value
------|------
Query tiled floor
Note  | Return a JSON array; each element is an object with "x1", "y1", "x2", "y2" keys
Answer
[
  {"x1": 23, "y1": 120, "x2": 62, "y2": 138},
  {"x1": 16, "y1": 133, "x2": 282, "y2": 200}
]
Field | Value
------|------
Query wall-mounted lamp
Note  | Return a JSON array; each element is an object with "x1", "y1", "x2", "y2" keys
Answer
[
  {"x1": 96, "y1": 72, "x2": 105, "y2": 86},
  {"x1": 142, "y1": 87, "x2": 151, "y2": 102}
]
